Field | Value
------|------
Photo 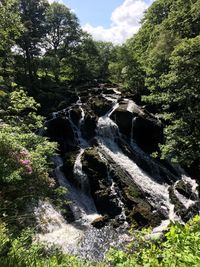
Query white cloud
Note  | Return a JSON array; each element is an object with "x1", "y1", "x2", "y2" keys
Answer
[{"x1": 83, "y1": 0, "x2": 154, "y2": 44}]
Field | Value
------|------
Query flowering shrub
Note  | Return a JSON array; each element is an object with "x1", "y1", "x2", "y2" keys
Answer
[
  {"x1": 18, "y1": 150, "x2": 32, "y2": 175},
  {"x1": 0, "y1": 125, "x2": 56, "y2": 183}
]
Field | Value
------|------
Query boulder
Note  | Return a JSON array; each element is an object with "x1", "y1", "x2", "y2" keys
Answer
[
  {"x1": 69, "y1": 107, "x2": 81, "y2": 126},
  {"x1": 91, "y1": 216, "x2": 108, "y2": 228},
  {"x1": 111, "y1": 109, "x2": 133, "y2": 137},
  {"x1": 175, "y1": 180, "x2": 198, "y2": 201},
  {"x1": 111, "y1": 102, "x2": 163, "y2": 153},
  {"x1": 47, "y1": 117, "x2": 76, "y2": 153},
  {"x1": 132, "y1": 116, "x2": 163, "y2": 153},
  {"x1": 82, "y1": 148, "x2": 122, "y2": 218},
  {"x1": 83, "y1": 113, "x2": 97, "y2": 140},
  {"x1": 63, "y1": 149, "x2": 79, "y2": 183},
  {"x1": 90, "y1": 96, "x2": 113, "y2": 116}
]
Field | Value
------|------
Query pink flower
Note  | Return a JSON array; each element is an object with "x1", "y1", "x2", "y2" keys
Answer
[
  {"x1": 17, "y1": 150, "x2": 33, "y2": 175},
  {"x1": 19, "y1": 159, "x2": 31, "y2": 165}
]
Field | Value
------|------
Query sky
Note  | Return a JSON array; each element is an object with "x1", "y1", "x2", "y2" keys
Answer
[{"x1": 49, "y1": 0, "x2": 154, "y2": 44}]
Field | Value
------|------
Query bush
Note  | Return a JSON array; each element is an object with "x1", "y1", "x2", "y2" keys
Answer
[{"x1": 106, "y1": 215, "x2": 200, "y2": 266}]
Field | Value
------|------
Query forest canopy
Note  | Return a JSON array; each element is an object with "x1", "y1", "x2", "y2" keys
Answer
[{"x1": 109, "y1": 0, "x2": 200, "y2": 175}]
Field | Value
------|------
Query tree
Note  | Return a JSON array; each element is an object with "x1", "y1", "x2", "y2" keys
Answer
[
  {"x1": 156, "y1": 36, "x2": 200, "y2": 169},
  {"x1": 109, "y1": 45, "x2": 145, "y2": 95},
  {"x1": 120, "y1": 0, "x2": 200, "y2": 174},
  {"x1": 0, "y1": 0, "x2": 23, "y2": 85},
  {"x1": 93, "y1": 41, "x2": 115, "y2": 80},
  {"x1": 17, "y1": 0, "x2": 49, "y2": 85},
  {"x1": 44, "y1": 2, "x2": 81, "y2": 81}
]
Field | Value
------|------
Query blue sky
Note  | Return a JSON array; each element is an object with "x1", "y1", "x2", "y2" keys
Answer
[
  {"x1": 64, "y1": 0, "x2": 124, "y2": 27},
  {"x1": 50, "y1": 0, "x2": 154, "y2": 44}
]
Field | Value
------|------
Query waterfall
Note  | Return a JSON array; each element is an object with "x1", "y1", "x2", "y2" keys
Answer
[
  {"x1": 130, "y1": 117, "x2": 136, "y2": 144},
  {"x1": 39, "y1": 84, "x2": 200, "y2": 260},
  {"x1": 97, "y1": 100, "x2": 179, "y2": 221},
  {"x1": 98, "y1": 151, "x2": 127, "y2": 224}
]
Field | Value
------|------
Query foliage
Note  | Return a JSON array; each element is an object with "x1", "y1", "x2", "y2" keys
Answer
[
  {"x1": 156, "y1": 36, "x2": 200, "y2": 167},
  {"x1": 106, "y1": 215, "x2": 200, "y2": 267},
  {"x1": 118, "y1": 0, "x2": 200, "y2": 172},
  {"x1": 43, "y1": 2, "x2": 82, "y2": 81},
  {"x1": 0, "y1": 223, "x2": 93, "y2": 267},
  {"x1": 1, "y1": 215, "x2": 199, "y2": 266},
  {"x1": 16, "y1": 0, "x2": 49, "y2": 83},
  {"x1": 0, "y1": 87, "x2": 57, "y2": 230},
  {"x1": 0, "y1": 0, "x2": 24, "y2": 85},
  {"x1": 1, "y1": 89, "x2": 44, "y2": 131},
  {"x1": 109, "y1": 45, "x2": 145, "y2": 94},
  {"x1": 0, "y1": 0, "x2": 116, "y2": 112},
  {"x1": 0, "y1": 125, "x2": 56, "y2": 184}
]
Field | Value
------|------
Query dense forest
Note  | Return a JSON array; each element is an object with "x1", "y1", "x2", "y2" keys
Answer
[{"x1": 0, "y1": 0, "x2": 200, "y2": 266}]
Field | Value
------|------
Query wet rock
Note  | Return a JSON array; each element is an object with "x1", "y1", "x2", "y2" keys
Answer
[
  {"x1": 83, "y1": 113, "x2": 97, "y2": 140},
  {"x1": 111, "y1": 109, "x2": 133, "y2": 137},
  {"x1": 47, "y1": 117, "x2": 76, "y2": 153},
  {"x1": 168, "y1": 185, "x2": 200, "y2": 222},
  {"x1": 175, "y1": 180, "x2": 197, "y2": 200},
  {"x1": 105, "y1": 158, "x2": 164, "y2": 228},
  {"x1": 168, "y1": 186, "x2": 185, "y2": 218},
  {"x1": 69, "y1": 108, "x2": 81, "y2": 126},
  {"x1": 82, "y1": 148, "x2": 122, "y2": 218},
  {"x1": 122, "y1": 185, "x2": 163, "y2": 227},
  {"x1": 91, "y1": 216, "x2": 109, "y2": 228},
  {"x1": 132, "y1": 116, "x2": 163, "y2": 153},
  {"x1": 63, "y1": 149, "x2": 79, "y2": 183},
  {"x1": 111, "y1": 102, "x2": 163, "y2": 153},
  {"x1": 90, "y1": 96, "x2": 113, "y2": 117}
]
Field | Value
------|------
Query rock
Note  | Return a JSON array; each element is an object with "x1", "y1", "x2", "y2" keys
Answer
[
  {"x1": 111, "y1": 109, "x2": 133, "y2": 137},
  {"x1": 111, "y1": 102, "x2": 163, "y2": 153},
  {"x1": 82, "y1": 148, "x2": 122, "y2": 218},
  {"x1": 47, "y1": 117, "x2": 76, "y2": 153},
  {"x1": 69, "y1": 107, "x2": 81, "y2": 126},
  {"x1": 168, "y1": 184, "x2": 200, "y2": 221},
  {"x1": 175, "y1": 180, "x2": 197, "y2": 200},
  {"x1": 106, "y1": 157, "x2": 164, "y2": 228},
  {"x1": 90, "y1": 96, "x2": 113, "y2": 116},
  {"x1": 63, "y1": 149, "x2": 79, "y2": 183},
  {"x1": 132, "y1": 116, "x2": 163, "y2": 153},
  {"x1": 83, "y1": 113, "x2": 97, "y2": 140},
  {"x1": 91, "y1": 216, "x2": 108, "y2": 228}
]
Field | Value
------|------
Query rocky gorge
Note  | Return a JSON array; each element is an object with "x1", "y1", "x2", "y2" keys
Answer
[{"x1": 37, "y1": 83, "x2": 200, "y2": 260}]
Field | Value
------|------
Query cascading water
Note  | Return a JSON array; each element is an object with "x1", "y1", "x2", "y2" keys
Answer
[
  {"x1": 97, "y1": 104, "x2": 177, "y2": 220},
  {"x1": 36, "y1": 84, "x2": 200, "y2": 260}
]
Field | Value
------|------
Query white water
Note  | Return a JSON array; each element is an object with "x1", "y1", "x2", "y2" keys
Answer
[
  {"x1": 53, "y1": 155, "x2": 99, "y2": 223},
  {"x1": 97, "y1": 103, "x2": 179, "y2": 221},
  {"x1": 173, "y1": 175, "x2": 199, "y2": 209},
  {"x1": 98, "y1": 151, "x2": 127, "y2": 223},
  {"x1": 110, "y1": 181, "x2": 127, "y2": 223},
  {"x1": 182, "y1": 175, "x2": 199, "y2": 195},
  {"x1": 35, "y1": 201, "x2": 83, "y2": 252},
  {"x1": 102, "y1": 93, "x2": 120, "y2": 103},
  {"x1": 36, "y1": 87, "x2": 200, "y2": 259}
]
